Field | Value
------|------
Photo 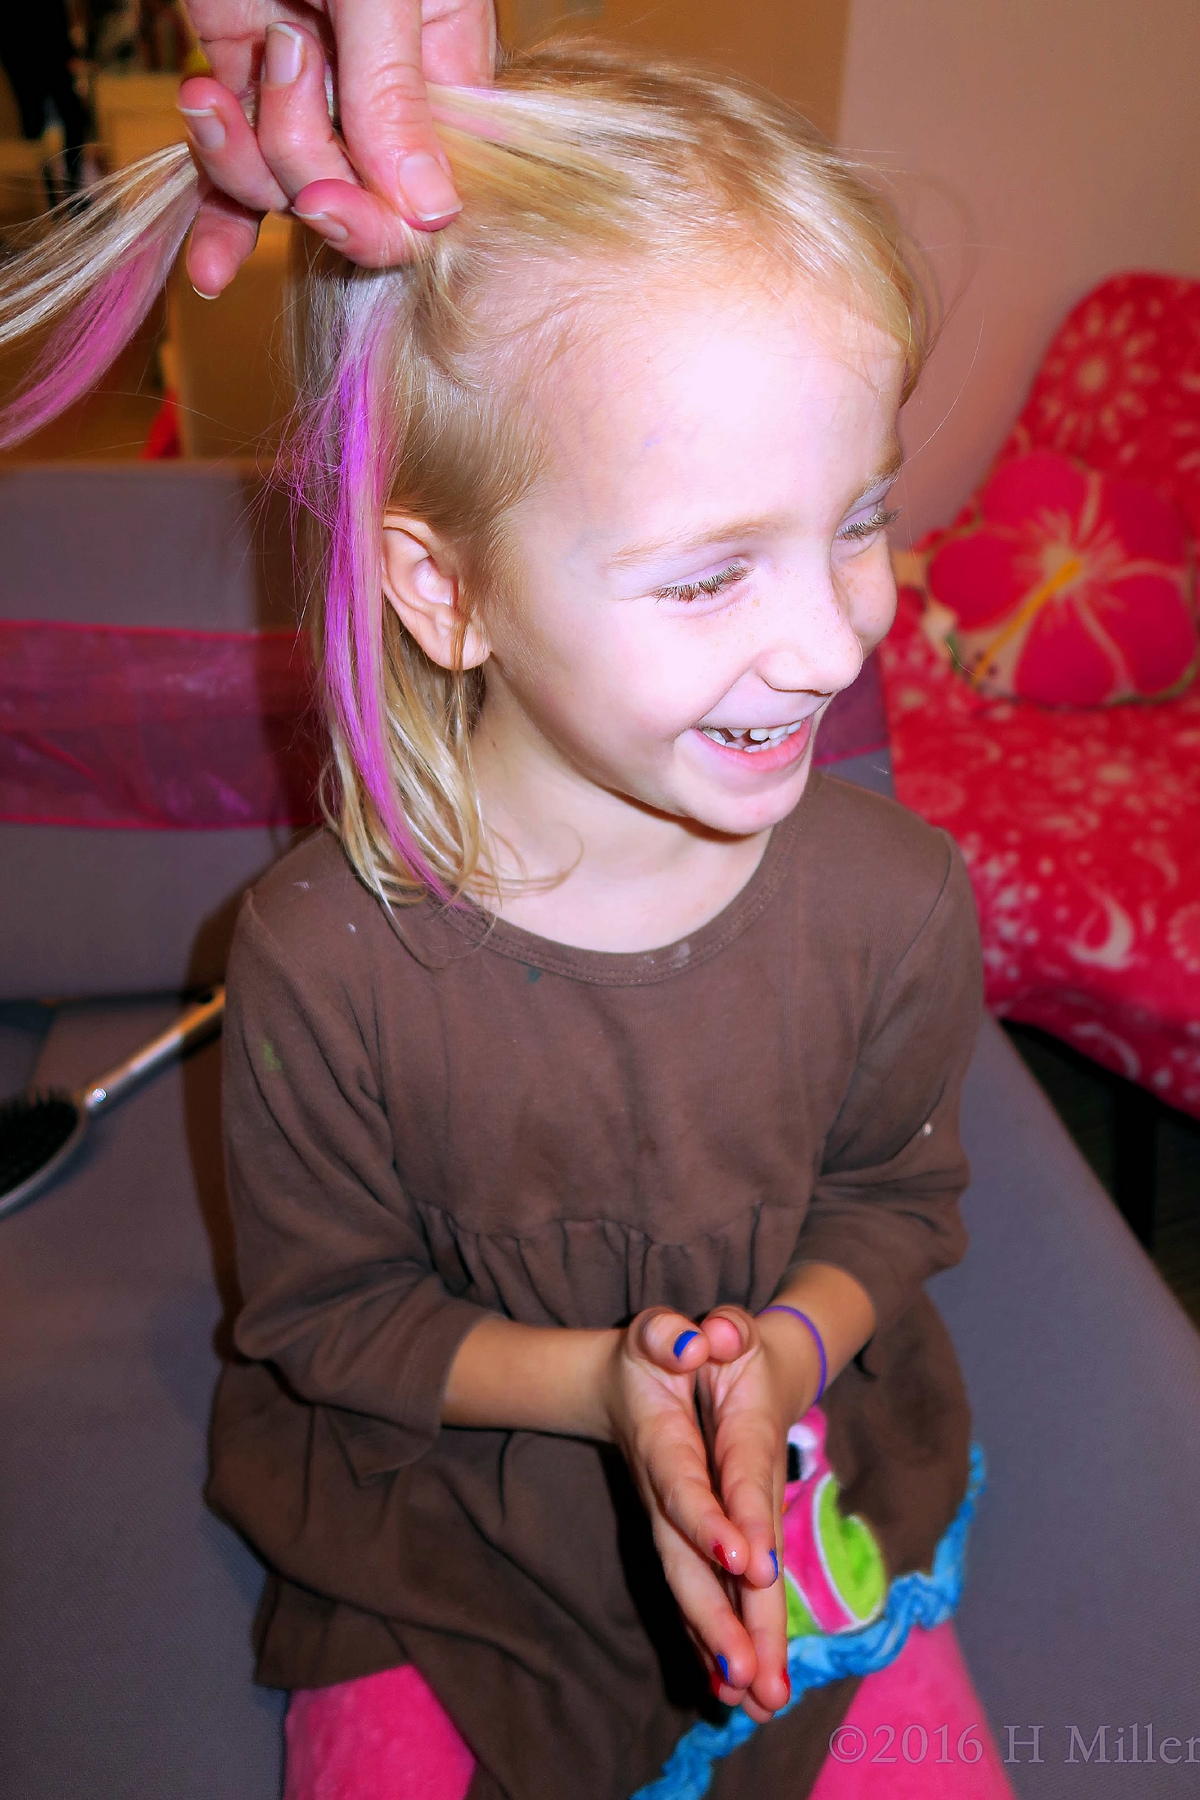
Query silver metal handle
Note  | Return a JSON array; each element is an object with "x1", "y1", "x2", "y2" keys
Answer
[{"x1": 81, "y1": 987, "x2": 226, "y2": 1115}]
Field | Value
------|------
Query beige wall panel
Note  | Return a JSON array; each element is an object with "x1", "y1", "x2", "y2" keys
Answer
[
  {"x1": 498, "y1": 0, "x2": 850, "y2": 140},
  {"x1": 839, "y1": 0, "x2": 1200, "y2": 539}
]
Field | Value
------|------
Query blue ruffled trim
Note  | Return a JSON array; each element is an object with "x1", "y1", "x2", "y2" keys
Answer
[{"x1": 632, "y1": 1443, "x2": 986, "y2": 1800}]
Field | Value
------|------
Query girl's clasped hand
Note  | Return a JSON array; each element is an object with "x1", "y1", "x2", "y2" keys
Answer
[{"x1": 604, "y1": 1304, "x2": 811, "y2": 1721}]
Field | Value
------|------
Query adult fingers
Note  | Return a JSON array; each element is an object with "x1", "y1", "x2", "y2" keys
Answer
[
  {"x1": 178, "y1": 75, "x2": 288, "y2": 215},
  {"x1": 181, "y1": 1, "x2": 318, "y2": 97},
  {"x1": 257, "y1": 23, "x2": 358, "y2": 198},
  {"x1": 418, "y1": 0, "x2": 497, "y2": 87},
  {"x1": 327, "y1": 0, "x2": 463, "y2": 228},
  {"x1": 186, "y1": 184, "x2": 264, "y2": 298}
]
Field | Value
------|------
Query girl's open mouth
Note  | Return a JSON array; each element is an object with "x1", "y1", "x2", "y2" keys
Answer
[{"x1": 693, "y1": 716, "x2": 814, "y2": 771}]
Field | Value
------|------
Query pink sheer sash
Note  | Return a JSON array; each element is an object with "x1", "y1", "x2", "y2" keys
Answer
[
  {"x1": 0, "y1": 621, "x2": 886, "y2": 831},
  {"x1": 0, "y1": 619, "x2": 323, "y2": 829}
]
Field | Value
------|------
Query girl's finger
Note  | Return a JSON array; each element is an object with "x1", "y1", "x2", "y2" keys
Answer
[
  {"x1": 651, "y1": 1516, "x2": 757, "y2": 1698},
  {"x1": 639, "y1": 1408, "x2": 751, "y2": 1577},
  {"x1": 257, "y1": 23, "x2": 360, "y2": 201},
  {"x1": 186, "y1": 186, "x2": 263, "y2": 299},
  {"x1": 698, "y1": 1364, "x2": 781, "y2": 1589},
  {"x1": 700, "y1": 1304, "x2": 752, "y2": 1364},
  {"x1": 177, "y1": 76, "x2": 289, "y2": 216},
  {"x1": 713, "y1": 1426, "x2": 783, "y2": 1591},
  {"x1": 634, "y1": 1308, "x2": 710, "y2": 1375},
  {"x1": 738, "y1": 1553, "x2": 791, "y2": 1717}
]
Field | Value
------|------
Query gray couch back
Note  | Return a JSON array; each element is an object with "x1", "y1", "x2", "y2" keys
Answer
[{"x1": 1, "y1": 464, "x2": 304, "y2": 1001}]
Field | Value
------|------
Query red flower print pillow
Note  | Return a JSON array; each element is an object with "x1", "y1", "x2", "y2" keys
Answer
[{"x1": 925, "y1": 451, "x2": 1199, "y2": 705}]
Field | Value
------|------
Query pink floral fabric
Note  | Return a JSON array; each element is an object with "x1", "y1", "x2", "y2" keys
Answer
[
  {"x1": 1000, "y1": 272, "x2": 1200, "y2": 534},
  {"x1": 880, "y1": 585, "x2": 1200, "y2": 1118},
  {"x1": 925, "y1": 452, "x2": 1197, "y2": 705},
  {"x1": 880, "y1": 272, "x2": 1200, "y2": 1116}
]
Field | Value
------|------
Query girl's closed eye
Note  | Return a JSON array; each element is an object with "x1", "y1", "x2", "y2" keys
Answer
[
  {"x1": 654, "y1": 563, "x2": 748, "y2": 604},
  {"x1": 838, "y1": 505, "x2": 901, "y2": 544}
]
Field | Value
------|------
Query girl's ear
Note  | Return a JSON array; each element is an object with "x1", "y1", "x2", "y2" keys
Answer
[{"x1": 381, "y1": 514, "x2": 491, "y2": 671}]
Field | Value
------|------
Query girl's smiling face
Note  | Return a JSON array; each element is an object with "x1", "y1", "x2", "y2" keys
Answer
[{"x1": 473, "y1": 275, "x2": 906, "y2": 844}]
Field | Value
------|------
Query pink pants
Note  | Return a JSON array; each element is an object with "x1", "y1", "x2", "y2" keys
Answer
[{"x1": 284, "y1": 1621, "x2": 1016, "y2": 1800}]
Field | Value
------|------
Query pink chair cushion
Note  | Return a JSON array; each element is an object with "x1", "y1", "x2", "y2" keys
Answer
[
  {"x1": 1002, "y1": 271, "x2": 1200, "y2": 538},
  {"x1": 880, "y1": 272, "x2": 1200, "y2": 1109},
  {"x1": 925, "y1": 452, "x2": 1197, "y2": 705},
  {"x1": 879, "y1": 584, "x2": 1200, "y2": 1117}
]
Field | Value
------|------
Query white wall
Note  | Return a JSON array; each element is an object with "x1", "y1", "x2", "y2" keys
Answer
[{"x1": 839, "y1": 0, "x2": 1200, "y2": 540}]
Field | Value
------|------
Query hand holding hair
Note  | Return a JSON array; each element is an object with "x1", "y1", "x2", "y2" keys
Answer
[{"x1": 178, "y1": 0, "x2": 497, "y2": 295}]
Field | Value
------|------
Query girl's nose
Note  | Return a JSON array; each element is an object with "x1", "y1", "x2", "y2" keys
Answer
[{"x1": 755, "y1": 582, "x2": 864, "y2": 699}]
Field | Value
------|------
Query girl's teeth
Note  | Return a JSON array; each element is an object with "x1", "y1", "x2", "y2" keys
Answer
[{"x1": 701, "y1": 719, "x2": 806, "y2": 751}]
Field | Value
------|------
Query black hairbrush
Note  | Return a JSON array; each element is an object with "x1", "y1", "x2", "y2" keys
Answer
[{"x1": 0, "y1": 988, "x2": 224, "y2": 1221}]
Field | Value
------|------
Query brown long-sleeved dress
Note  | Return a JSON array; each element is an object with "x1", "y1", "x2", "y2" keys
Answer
[{"x1": 208, "y1": 769, "x2": 983, "y2": 1800}]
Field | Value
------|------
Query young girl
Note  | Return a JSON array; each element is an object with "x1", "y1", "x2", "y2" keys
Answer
[{"x1": 0, "y1": 39, "x2": 1015, "y2": 1799}]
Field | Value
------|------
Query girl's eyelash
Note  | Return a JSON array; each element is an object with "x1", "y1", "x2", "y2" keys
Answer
[
  {"x1": 839, "y1": 506, "x2": 902, "y2": 541},
  {"x1": 654, "y1": 563, "x2": 747, "y2": 603},
  {"x1": 653, "y1": 509, "x2": 898, "y2": 603}
]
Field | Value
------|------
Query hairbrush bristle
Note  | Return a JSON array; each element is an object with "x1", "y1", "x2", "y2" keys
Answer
[{"x1": 0, "y1": 1091, "x2": 78, "y2": 1199}]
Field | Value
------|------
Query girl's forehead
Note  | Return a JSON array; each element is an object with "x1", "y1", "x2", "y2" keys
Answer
[
  {"x1": 524, "y1": 270, "x2": 904, "y2": 456},
  {"x1": 503, "y1": 275, "x2": 904, "y2": 562}
]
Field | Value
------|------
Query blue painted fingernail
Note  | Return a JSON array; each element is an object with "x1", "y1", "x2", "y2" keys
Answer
[
  {"x1": 717, "y1": 1656, "x2": 730, "y2": 1684},
  {"x1": 769, "y1": 1548, "x2": 779, "y2": 1580},
  {"x1": 673, "y1": 1329, "x2": 698, "y2": 1359}
]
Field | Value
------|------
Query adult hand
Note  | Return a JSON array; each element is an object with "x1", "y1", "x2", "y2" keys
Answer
[
  {"x1": 177, "y1": 1, "x2": 497, "y2": 295},
  {"x1": 602, "y1": 1308, "x2": 792, "y2": 1720}
]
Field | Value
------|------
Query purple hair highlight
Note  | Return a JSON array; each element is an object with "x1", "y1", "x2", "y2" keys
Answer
[
  {"x1": 0, "y1": 186, "x2": 197, "y2": 452},
  {"x1": 304, "y1": 301, "x2": 449, "y2": 901}
]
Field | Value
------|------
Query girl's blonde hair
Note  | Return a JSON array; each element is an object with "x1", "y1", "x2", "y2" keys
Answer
[{"x1": 0, "y1": 39, "x2": 931, "y2": 904}]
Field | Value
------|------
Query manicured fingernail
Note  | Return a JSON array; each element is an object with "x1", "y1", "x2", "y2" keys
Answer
[
  {"x1": 190, "y1": 284, "x2": 220, "y2": 301},
  {"x1": 179, "y1": 106, "x2": 225, "y2": 154},
  {"x1": 717, "y1": 1656, "x2": 730, "y2": 1685},
  {"x1": 673, "y1": 1329, "x2": 698, "y2": 1359},
  {"x1": 713, "y1": 1542, "x2": 735, "y2": 1572},
  {"x1": 397, "y1": 152, "x2": 462, "y2": 223},
  {"x1": 295, "y1": 209, "x2": 349, "y2": 245},
  {"x1": 769, "y1": 1548, "x2": 779, "y2": 1581},
  {"x1": 265, "y1": 22, "x2": 304, "y2": 86}
]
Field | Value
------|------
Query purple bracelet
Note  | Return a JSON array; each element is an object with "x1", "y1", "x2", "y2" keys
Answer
[{"x1": 758, "y1": 1304, "x2": 828, "y2": 1400}]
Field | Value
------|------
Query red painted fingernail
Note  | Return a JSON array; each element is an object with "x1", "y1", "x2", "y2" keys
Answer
[
  {"x1": 713, "y1": 1542, "x2": 735, "y2": 1572},
  {"x1": 710, "y1": 1669, "x2": 725, "y2": 1697}
]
